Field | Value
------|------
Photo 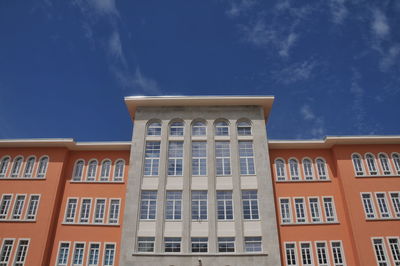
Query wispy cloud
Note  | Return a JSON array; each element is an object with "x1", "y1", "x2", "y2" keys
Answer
[
  {"x1": 371, "y1": 9, "x2": 390, "y2": 40},
  {"x1": 225, "y1": 0, "x2": 256, "y2": 18},
  {"x1": 108, "y1": 30, "x2": 126, "y2": 65},
  {"x1": 113, "y1": 67, "x2": 162, "y2": 95},
  {"x1": 328, "y1": 0, "x2": 348, "y2": 24},
  {"x1": 279, "y1": 33, "x2": 297, "y2": 58},
  {"x1": 379, "y1": 44, "x2": 400, "y2": 71},
  {"x1": 272, "y1": 60, "x2": 317, "y2": 85},
  {"x1": 299, "y1": 104, "x2": 325, "y2": 138},
  {"x1": 349, "y1": 69, "x2": 367, "y2": 133},
  {"x1": 300, "y1": 104, "x2": 315, "y2": 120}
]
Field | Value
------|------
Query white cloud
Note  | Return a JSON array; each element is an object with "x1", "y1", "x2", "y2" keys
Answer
[
  {"x1": 379, "y1": 44, "x2": 400, "y2": 71},
  {"x1": 279, "y1": 33, "x2": 297, "y2": 58},
  {"x1": 86, "y1": 0, "x2": 119, "y2": 17},
  {"x1": 298, "y1": 104, "x2": 325, "y2": 138},
  {"x1": 329, "y1": 0, "x2": 348, "y2": 24},
  {"x1": 225, "y1": 0, "x2": 256, "y2": 18},
  {"x1": 371, "y1": 9, "x2": 389, "y2": 39},
  {"x1": 108, "y1": 31, "x2": 126, "y2": 65},
  {"x1": 113, "y1": 67, "x2": 162, "y2": 95},
  {"x1": 300, "y1": 104, "x2": 315, "y2": 120},
  {"x1": 241, "y1": 19, "x2": 275, "y2": 46},
  {"x1": 273, "y1": 60, "x2": 317, "y2": 84}
]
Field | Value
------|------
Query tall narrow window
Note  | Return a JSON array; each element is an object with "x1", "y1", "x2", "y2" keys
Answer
[
  {"x1": 12, "y1": 195, "x2": 26, "y2": 220},
  {"x1": 93, "y1": 199, "x2": 106, "y2": 224},
  {"x1": 138, "y1": 237, "x2": 155, "y2": 253},
  {"x1": 289, "y1": 159, "x2": 300, "y2": 180},
  {"x1": 379, "y1": 154, "x2": 392, "y2": 175},
  {"x1": 366, "y1": 153, "x2": 378, "y2": 175},
  {"x1": 192, "y1": 121, "x2": 206, "y2": 136},
  {"x1": 164, "y1": 238, "x2": 181, "y2": 253},
  {"x1": 361, "y1": 193, "x2": 376, "y2": 219},
  {"x1": 242, "y1": 190, "x2": 259, "y2": 220},
  {"x1": 103, "y1": 244, "x2": 115, "y2": 266},
  {"x1": 239, "y1": 141, "x2": 255, "y2": 175},
  {"x1": 191, "y1": 191, "x2": 207, "y2": 220},
  {"x1": 26, "y1": 195, "x2": 40, "y2": 220},
  {"x1": 169, "y1": 121, "x2": 184, "y2": 136},
  {"x1": 392, "y1": 153, "x2": 400, "y2": 175},
  {"x1": 316, "y1": 242, "x2": 329, "y2": 266},
  {"x1": 390, "y1": 192, "x2": 400, "y2": 218},
  {"x1": 192, "y1": 142, "x2": 207, "y2": 176},
  {"x1": 275, "y1": 159, "x2": 286, "y2": 181},
  {"x1": 285, "y1": 243, "x2": 297, "y2": 266},
  {"x1": 37, "y1": 156, "x2": 48, "y2": 178},
  {"x1": 330, "y1": 241, "x2": 345, "y2": 266},
  {"x1": 72, "y1": 243, "x2": 85, "y2": 266},
  {"x1": 79, "y1": 198, "x2": 91, "y2": 223},
  {"x1": 215, "y1": 141, "x2": 231, "y2": 176},
  {"x1": 23, "y1": 157, "x2": 35, "y2": 178},
  {"x1": 87, "y1": 160, "x2": 98, "y2": 181},
  {"x1": 147, "y1": 121, "x2": 161, "y2": 136},
  {"x1": 294, "y1": 198, "x2": 307, "y2": 223},
  {"x1": 140, "y1": 191, "x2": 157, "y2": 220},
  {"x1": 279, "y1": 198, "x2": 292, "y2": 224},
  {"x1": 65, "y1": 198, "x2": 78, "y2": 223},
  {"x1": 376, "y1": 193, "x2": 391, "y2": 218},
  {"x1": 113, "y1": 160, "x2": 124, "y2": 182},
  {"x1": 300, "y1": 243, "x2": 313, "y2": 266},
  {"x1": 144, "y1": 141, "x2": 160, "y2": 176},
  {"x1": 73, "y1": 160, "x2": 84, "y2": 181},
  {"x1": 373, "y1": 238, "x2": 389, "y2": 265},
  {"x1": 237, "y1": 121, "x2": 251, "y2": 136},
  {"x1": 14, "y1": 239, "x2": 29, "y2": 266},
  {"x1": 244, "y1": 237, "x2": 262, "y2": 252},
  {"x1": 352, "y1": 154, "x2": 364, "y2": 176},
  {"x1": 316, "y1": 158, "x2": 328, "y2": 180},
  {"x1": 215, "y1": 121, "x2": 229, "y2": 136},
  {"x1": 168, "y1": 141, "x2": 183, "y2": 176},
  {"x1": 218, "y1": 237, "x2": 235, "y2": 253},
  {"x1": 191, "y1": 238, "x2": 208, "y2": 253},
  {"x1": 100, "y1": 160, "x2": 111, "y2": 181},
  {"x1": 57, "y1": 242, "x2": 70, "y2": 266},
  {"x1": 0, "y1": 156, "x2": 10, "y2": 177},
  {"x1": 323, "y1": 197, "x2": 337, "y2": 222},
  {"x1": 309, "y1": 197, "x2": 321, "y2": 222},
  {"x1": 11, "y1": 157, "x2": 23, "y2": 177},
  {"x1": 166, "y1": 191, "x2": 182, "y2": 220},
  {"x1": 217, "y1": 191, "x2": 233, "y2": 220},
  {"x1": 388, "y1": 238, "x2": 400, "y2": 265},
  {"x1": 0, "y1": 240, "x2": 14, "y2": 265},
  {"x1": 108, "y1": 199, "x2": 120, "y2": 224},
  {"x1": 0, "y1": 195, "x2": 12, "y2": 220},
  {"x1": 88, "y1": 243, "x2": 100, "y2": 265},
  {"x1": 303, "y1": 158, "x2": 314, "y2": 180}
]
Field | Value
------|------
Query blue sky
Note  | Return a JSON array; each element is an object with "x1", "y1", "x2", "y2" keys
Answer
[{"x1": 0, "y1": 0, "x2": 399, "y2": 141}]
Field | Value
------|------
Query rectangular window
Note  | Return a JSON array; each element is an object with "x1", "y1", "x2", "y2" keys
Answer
[
  {"x1": 217, "y1": 191, "x2": 233, "y2": 220},
  {"x1": 0, "y1": 239, "x2": 14, "y2": 265},
  {"x1": 137, "y1": 237, "x2": 154, "y2": 253},
  {"x1": 191, "y1": 191, "x2": 207, "y2": 220},
  {"x1": 88, "y1": 243, "x2": 100, "y2": 266},
  {"x1": 103, "y1": 243, "x2": 115, "y2": 266},
  {"x1": 331, "y1": 241, "x2": 345, "y2": 266},
  {"x1": 168, "y1": 141, "x2": 183, "y2": 176},
  {"x1": 26, "y1": 195, "x2": 40, "y2": 220},
  {"x1": 12, "y1": 195, "x2": 26, "y2": 220},
  {"x1": 93, "y1": 199, "x2": 106, "y2": 224},
  {"x1": 244, "y1": 237, "x2": 262, "y2": 253},
  {"x1": 192, "y1": 142, "x2": 207, "y2": 176},
  {"x1": 218, "y1": 237, "x2": 235, "y2": 253},
  {"x1": 361, "y1": 193, "x2": 376, "y2": 219},
  {"x1": 316, "y1": 242, "x2": 329, "y2": 266},
  {"x1": 372, "y1": 238, "x2": 389, "y2": 266},
  {"x1": 376, "y1": 193, "x2": 391, "y2": 218},
  {"x1": 285, "y1": 243, "x2": 297, "y2": 266},
  {"x1": 165, "y1": 191, "x2": 182, "y2": 220},
  {"x1": 390, "y1": 192, "x2": 400, "y2": 218},
  {"x1": 65, "y1": 198, "x2": 78, "y2": 223},
  {"x1": 300, "y1": 242, "x2": 313, "y2": 266},
  {"x1": 279, "y1": 198, "x2": 292, "y2": 224},
  {"x1": 388, "y1": 238, "x2": 400, "y2": 265},
  {"x1": 191, "y1": 238, "x2": 208, "y2": 253},
  {"x1": 57, "y1": 242, "x2": 70, "y2": 266},
  {"x1": 140, "y1": 191, "x2": 157, "y2": 220},
  {"x1": 0, "y1": 195, "x2": 12, "y2": 220},
  {"x1": 144, "y1": 141, "x2": 160, "y2": 176},
  {"x1": 323, "y1": 197, "x2": 337, "y2": 222},
  {"x1": 72, "y1": 243, "x2": 85, "y2": 266},
  {"x1": 108, "y1": 199, "x2": 120, "y2": 224},
  {"x1": 309, "y1": 197, "x2": 321, "y2": 223},
  {"x1": 215, "y1": 141, "x2": 231, "y2": 176},
  {"x1": 79, "y1": 198, "x2": 91, "y2": 223},
  {"x1": 242, "y1": 190, "x2": 259, "y2": 220},
  {"x1": 239, "y1": 141, "x2": 255, "y2": 175},
  {"x1": 294, "y1": 198, "x2": 307, "y2": 223},
  {"x1": 164, "y1": 237, "x2": 181, "y2": 253},
  {"x1": 13, "y1": 239, "x2": 29, "y2": 266}
]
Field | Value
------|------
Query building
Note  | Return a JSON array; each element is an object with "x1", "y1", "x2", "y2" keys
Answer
[{"x1": 0, "y1": 96, "x2": 398, "y2": 266}]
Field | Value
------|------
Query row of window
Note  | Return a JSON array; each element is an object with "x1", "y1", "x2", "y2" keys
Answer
[
  {"x1": 372, "y1": 237, "x2": 400, "y2": 266},
  {"x1": 57, "y1": 241, "x2": 116, "y2": 266},
  {"x1": 72, "y1": 159, "x2": 125, "y2": 182},
  {"x1": 137, "y1": 236, "x2": 262, "y2": 253},
  {"x1": 279, "y1": 196, "x2": 338, "y2": 225},
  {"x1": 284, "y1": 240, "x2": 345, "y2": 266},
  {"x1": 352, "y1": 152, "x2": 400, "y2": 176},
  {"x1": 147, "y1": 120, "x2": 252, "y2": 137},
  {"x1": 0, "y1": 194, "x2": 40, "y2": 221},
  {"x1": 0, "y1": 155, "x2": 48, "y2": 179},
  {"x1": 64, "y1": 198, "x2": 121, "y2": 225},
  {"x1": 361, "y1": 192, "x2": 400, "y2": 219},
  {"x1": 0, "y1": 238, "x2": 29, "y2": 266},
  {"x1": 274, "y1": 157, "x2": 329, "y2": 182},
  {"x1": 144, "y1": 140, "x2": 256, "y2": 176},
  {"x1": 140, "y1": 190, "x2": 259, "y2": 221}
]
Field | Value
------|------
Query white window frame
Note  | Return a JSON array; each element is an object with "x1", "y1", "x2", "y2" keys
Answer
[
  {"x1": 279, "y1": 197, "x2": 292, "y2": 224},
  {"x1": 375, "y1": 192, "x2": 391, "y2": 218},
  {"x1": 378, "y1": 153, "x2": 392, "y2": 175},
  {"x1": 294, "y1": 197, "x2": 307, "y2": 223},
  {"x1": 56, "y1": 241, "x2": 71, "y2": 266},
  {"x1": 72, "y1": 159, "x2": 85, "y2": 181},
  {"x1": 275, "y1": 158, "x2": 287, "y2": 181},
  {"x1": 191, "y1": 191, "x2": 208, "y2": 220},
  {"x1": 392, "y1": 152, "x2": 400, "y2": 175},
  {"x1": 87, "y1": 242, "x2": 101, "y2": 266},
  {"x1": 192, "y1": 142, "x2": 207, "y2": 176},
  {"x1": 93, "y1": 198, "x2": 106, "y2": 224},
  {"x1": 365, "y1": 153, "x2": 379, "y2": 175},
  {"x1": 237, "y1": 120, "x2": 252, "y2": 136},
  {"x1": 315, "y1": 241, "x2": 330, "y2": 266},
  {"x1": 11, "y1": 194, "x2": 26, "y2": 220},
  {"x1": 0, "y1": 194, "x2": 13, "y2": 220},
  {"x1": 99, "y1": 159, "x2": 111, "y2": 181},
  {"x1": 360, "y1": 192, "x2": 377, "y2": 219},
  {"x1": 289, "y1": 158, "x2": 300, "y2": 181},
  {"x1": 25, "y1": 194, "x2": 41, "y2": 221},
  {"x1": 351, "y1": 153, "x2": 365, "y2": 176},
  {"x1": 372, "y1": 237, "x2": 389, "y2": 266},
  {"x1": 215, "y1": 141, "x2": 231, "y2": 176},
  {"x1": 389, "y1": 191, "x2": 400, "y2": 218},
  {"x1": 164, "y1": 237, "x2": 182, "y2": 253},
  {"x1": 169, "y1": 121, "x2": 184, "y2": 136},
  {"x1": 191, "y1": 238, "x2": 208, "y2": 253},
  {"x1": 137, "y1": 237, "x2": 155, "y2": 253},
  {"x1": 191, "y1": 121, "x2": 207, "y2": 136},
  {"x1": 165, "y1": 191, "x2": 182, "y2": 220},
  {"x1": 168, "y1": 141, "x2": 184, "y2": 176},
  {"x1": 300, "y1": 241, "x2": 313, "y2": 266},
  {"x1": 308, "y1": 197, "x2": 322, "y2": 223},
  {"x1": 113, "y1": 159, "x2": 125, "y2": 182},
  {"x1": 330, "y1": 240, "x2": 346, "y2": 266},
  {"x1": 316, "y1": 157, "x2": 329, "y2": 180},
  {"x1": 140, "y1": 191, "x2": 157, "y2": 220},
  {"x1": 239, "y1": 141, "x2": 256, "y2": 175},
  {"x1": 86, "y1": 159, "x2": 98, "y2": 182},
  {"x1": 215, "y1": 120, "x2": 229, "y2": 136},
  {"x1": 108, "y1": 198, "x2": 120, "y2": 224},
  {"x1": 218, "y1": 237, "x2": 235, "y2": 253},
  {"x1": 13, "y1": 238, "x2": 30, "y2": 266},
  {"x1": 23, "y1": 156, "x2": 35, "y2": 178},
  {"x1": 72, "y1": 242, "x2": 85, "y2": 266},
  {"x1": 10, "y1": 156, "x2": 24, "y2": 178},
  {"x1": 146, "y1": 121, "x2": 161, "y2": 136},
  {"x1": 216, "y1": 191, "x2": 233, "y2": 220},
  {"x1": 322, "y1": 196, "x2": 338, "y2": 223},
  {"x1": 36, "y1": 156, "x2": 49, "y2": 178},
  {"x1": 386, "y1": 236, "x2": 400, "y2": 265},
  {"x1": 79, "y1": 198, "x2": 92, "y2": 224},
  {"x1": 0, "y1": 156, "x2": 11, "y2": 178},
  {"x1": 244, "y1": 237, "x2": 262, "y2": 253},
  {"x1": 242, "y1": 190, "x2": 259, "y2": 220},
  {"x1": 284, "y1": 242, "x2": 298, "y2": 266},
  {"x1": 302, "y1": 158, "x2": 314, "y2": 180},
  {"x1": 143, "y1": 141, "x2": 160, "y2": 176},
  {"x1": 103, "y1": 242, "x2": 116, "y2": 266},
  {"x1": 64, "y1": 197, "x2": 78, "y2": 223},
  {"x1": 0, "y1": 238, "x2": 15, "y2": 265}
]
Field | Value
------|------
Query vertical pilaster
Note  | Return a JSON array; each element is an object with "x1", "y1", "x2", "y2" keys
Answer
[
  {"x1": 182, "y1": 119, "x2": 191, "y2": 252},
  {"x1": 207, "y1": 119, "x2": 217, "y2": 253}
]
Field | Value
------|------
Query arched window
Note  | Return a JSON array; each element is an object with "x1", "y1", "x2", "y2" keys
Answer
[
  {"x1": 73, "y1": 160, "x2": 84, "y2": 181},
  {"x1": 11, "y1": 156, "x2": 23, "y2": 178},
  {"x1": 147, "y1": 121, "x2": 162, "y2": 136},
  {"x1": 100, "y1": 160, "x2": 111, "y2": 181},
  {"x1": 170, "y1": 121, "x2": 184, "y2": 136},
  {"x1": 0, "y1": 156, "x2": 10, "y2": 178},
  {"x1": 215, "y1": 121, "x2": 229, "y2": 136},
  {"x1": 316, "y1": 158, "x2": 328, "y2": 180},
  {"x1": 23, "y1": 157, "x2": 35, "y2": 178},
  {"x1": 237, "y1": 121, "x2": 252, "y2": 136},
  {"x1": 275, "y1": 159, "x2": 286, "y2": 181},
  {"x1": 365, "y1": 153, "x2": 378, "y2": 175},
  {"x1": 87, "y1": 160, "x2": 98, "y2": 181},
  {"x1": 192, "y1": 121, "x2": 206, "y2": 136},
  {"x1": 114, "y1": 160, "x2": 124, "y2": 181},
  {"x1": 302, "y1": 158, "x2": 314, "y2": 180},
  {"x1": 37, "y1": 156, "x2": 49, "y2": 178},
  {"x1": 392, "y1": 153, "x2": 400, "y2": 175},
  {"x1": 352, "y1": 154, "x2": 364, "y2": 176},
  {"x1": 379, "y1": 153, "x2": 392, "y2": 175},
  {"x1": 289, "y1": 158, "x2": 299, "y2": 180}
]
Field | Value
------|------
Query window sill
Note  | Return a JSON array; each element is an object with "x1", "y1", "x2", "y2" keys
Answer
[
  {"x1": 70, "y1": 180, "x2": 124, "y2": 184},
  {"x1": 237, "y1": 135, "x2": 253, "y2": 140},
  {"x1": 0, "y1": 177, "x2": 46, "y2": 180},
  {"x1": 281, "y1": 222, "x2": 339, "y2": 226},
  {"x1": 276, "y1": 179, "x2": 331, "y2": 183},
  {"x1": 355, "y1": 175, "x2": 400, "y2": 178},
  {"x1": 366, "y1": 217, "x2": 400, "y2": 221},
  {"x1": 214, "y1": 136, "x2": 230, "y2": 140},
  {"x1": 168, "y1": 136, "x2": 184, "y2": 141},
  {"x1": 62, "y1": 222, "x2": 120, "y2": 226},
  {"x1": 0, "y1": 219, "x2": 37, "y2": 223},
  {"x1": 132, "y1": 252, "x2": 268, "y2": 257},
  {"x1": 191, "y1": 136, "x2": 207, "y2": 140},
  {"x1": 145, "y1": 136, "x2": 161, "y2": 140}
]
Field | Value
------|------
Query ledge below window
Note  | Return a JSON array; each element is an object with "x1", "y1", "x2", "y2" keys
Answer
[
  {"x1": 366, "y1": 218, "x2": 400, "y2": 221},
  {"x1": 0, "y1": 219, "x2": 36, "y2": 223},
  {"x1": 0, "y1": 177, "x2": 46, "y2": 180},
  {"x1": 62, "y1": 222, "x2": 120, "y2": 227},
  {"x1": 281, "y1": 222, "x2": 340, "y2": 226},
  {"x1": 132, "y1": 252, "x2": 268, "y2": 257},
  {"x1": 355, "y1": 175, "x2": 400, "y2": 178},
  {"x1": 275, "y1": 179, "x2": 331, "y2": 183},
  {"x1": 70, "y1": 180, "x2": 124, "y2": 184}
]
